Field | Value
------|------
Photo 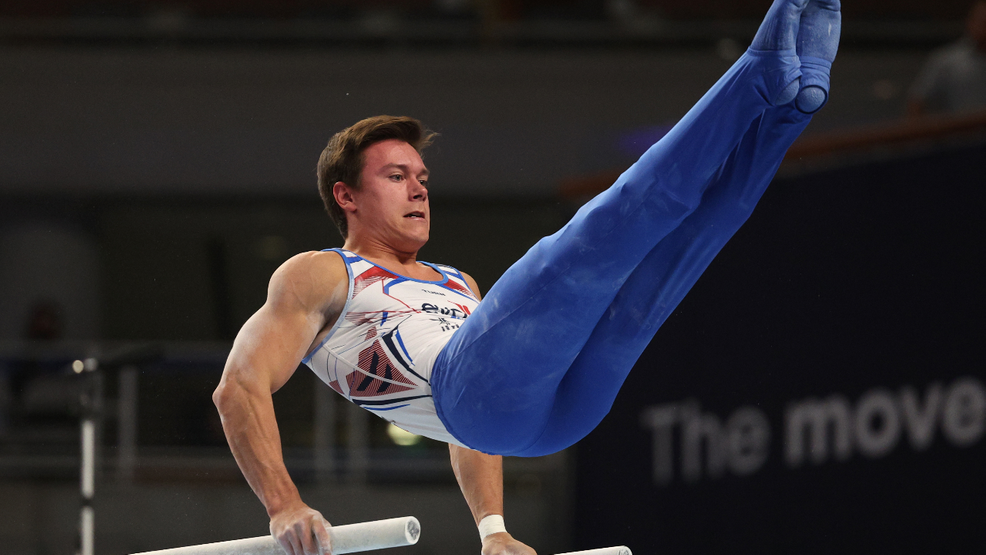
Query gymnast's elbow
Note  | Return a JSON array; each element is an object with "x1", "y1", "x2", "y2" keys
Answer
[
  {"x1": 212, "y1": 364, "x2": 253, "y2": 417},
  {"x1": 212, "y1": 375, "x2": 238, "y2": 417}
]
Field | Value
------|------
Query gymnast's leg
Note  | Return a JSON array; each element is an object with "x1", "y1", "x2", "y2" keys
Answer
[
  {"x1": 516, "y1": 0, "x2": 840, "y2": 456},
  {"x1": 432, "y1": 0, "x2": 839, "y2": 455},
  {"x1": 514, "y1": 104, "x2": 813, "y2": 456},
  {"x1": 501, "y1": 0, "x2": 840, "y2": 457},
  {"x1": 509, "y1": 0, "x2": 844, "y2": 456}
]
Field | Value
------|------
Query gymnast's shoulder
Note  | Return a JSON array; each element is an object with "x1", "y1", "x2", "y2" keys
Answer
[
  {"x1": 265, "y1": 250, "x2": 349, "y2": 316},
  {"x1": 459, "y1": 270, "x2": 482, "y2": 300}
]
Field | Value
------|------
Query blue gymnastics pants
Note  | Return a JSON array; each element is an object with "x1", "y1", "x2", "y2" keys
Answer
[{"x1": 432, "y1": 48, "x2": 818, "y2": 456}]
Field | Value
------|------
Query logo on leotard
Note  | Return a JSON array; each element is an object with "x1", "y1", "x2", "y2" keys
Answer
[
  {"x1": 434, "y1": 317, "x2": 460, "y2": 332},
  {"x1": 420, "y1": 302, "x2": 469, "y2": 320},
  {"x1": 422, "y1": 289, "x2": 446, "y2": 296}
]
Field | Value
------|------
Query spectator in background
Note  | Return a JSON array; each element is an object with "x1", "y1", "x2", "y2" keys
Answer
[{"x1": 908, "y1": 1, "x2": 986, "y2": 116}]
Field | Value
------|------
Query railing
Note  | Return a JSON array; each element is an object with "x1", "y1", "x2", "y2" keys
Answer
[
  {"x1": 781, "y1": 109, "x2": 986, "y2": 172},
  {"x1": 557, "y1": 110, "x2": 986, "y2": 201}
]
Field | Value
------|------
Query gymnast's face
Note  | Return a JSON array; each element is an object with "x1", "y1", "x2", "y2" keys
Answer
[{"x1": 345, "y1": 139, "x2": 431, "y2": 253}]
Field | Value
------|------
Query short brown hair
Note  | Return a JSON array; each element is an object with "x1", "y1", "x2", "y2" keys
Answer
[{"x1": 317, "y1": 115, "x2": 436, "y2": 239}]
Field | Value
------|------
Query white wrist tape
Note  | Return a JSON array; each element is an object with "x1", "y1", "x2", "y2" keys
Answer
[{"x1": 478, "y1": 515, "x2": 506, "y2": 539}]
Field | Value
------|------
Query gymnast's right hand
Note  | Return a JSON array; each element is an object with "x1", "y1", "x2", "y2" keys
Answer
[
  {"x1": 269, "y1": 502, "x2": 334, "y2": 555},
  {"x1": 482, "y1": 531, "x2": 537, "y2": 555}
]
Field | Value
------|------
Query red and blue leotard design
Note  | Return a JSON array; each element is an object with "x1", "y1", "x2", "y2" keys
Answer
[{"x1": 302, "y1": 248, "x2": 478, "y2": 445}]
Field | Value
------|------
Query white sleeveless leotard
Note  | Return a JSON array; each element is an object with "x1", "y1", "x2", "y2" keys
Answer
[{"x1": 302, "y1": 248, "x2": 478, "y2": 446}]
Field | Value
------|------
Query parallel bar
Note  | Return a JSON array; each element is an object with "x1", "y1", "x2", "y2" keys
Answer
[
  {"x1": 81, "y1": 419, "x2": 96, "y2": 498},
  {"x1": 80, "y1": 416, "x2": 97, "y2": 555},
  {"x1": 131, "y1": 516, "x2": 420, "y2": 555},
  {"x1": 117, "y1": 366, "x2": 139, "y2": 482},
  {"x1": 80, "y1": 506, "x2": 95, "y2": 555},
  {"x1": 346, "y1": 403, "x2": 368, "y2": 483},
  {"x1": 557, "y1": 547, "x2": 631, "y2": 555},
  {"x1": 314, "y1": 384, "x2": 336, "y2": 484}
]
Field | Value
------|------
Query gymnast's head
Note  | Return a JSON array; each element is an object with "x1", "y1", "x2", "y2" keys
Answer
[{"x1": 317, "y1": 115, "x2": 437, "y2": 241}]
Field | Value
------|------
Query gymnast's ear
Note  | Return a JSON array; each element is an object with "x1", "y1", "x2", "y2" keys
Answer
[{"x1": 333, "y1": 181, "x2": 358, "y2": 213}]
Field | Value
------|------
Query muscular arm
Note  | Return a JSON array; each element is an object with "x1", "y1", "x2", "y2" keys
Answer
[
  {"x1": 450, "y1": 445, "x2": 535, "y2": 555},
  {"x1": 450, "y1": 445, "x2": 503, "y2": 524},
  {"x1": 213, "y1": 251, "x2": 348, "y2": 555},
  {"x1": 449, "y1": 274, "x2": 535, "y2": 555}
]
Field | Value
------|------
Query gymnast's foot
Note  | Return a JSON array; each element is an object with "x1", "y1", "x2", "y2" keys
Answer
[
  {"x1": 749, "y1": 0, "x2": 842, "y2": 112},
  {"x1": 795, "y1": 0, "x2": 841, "y2": 113},
  {"x1": 751, "y1": 0, "x2": 808, "y2": 53}
]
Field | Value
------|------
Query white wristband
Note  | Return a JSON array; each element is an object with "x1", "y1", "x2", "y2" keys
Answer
[{"x1": 478, "y1": 514, "x2": 506, "y2": 539}]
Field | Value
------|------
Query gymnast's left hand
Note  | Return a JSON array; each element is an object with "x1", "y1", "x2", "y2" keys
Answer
[
  {"x1": 269, "y1": 502, "x2": 333, "y2": 555},
  {"x1": 482, "y1": 531, "x2": 537, "y2": 555}
]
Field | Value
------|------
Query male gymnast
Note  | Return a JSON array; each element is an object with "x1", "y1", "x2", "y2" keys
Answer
[{"x1": 213, "y1": 1, "x2": 841, "y2": 554}]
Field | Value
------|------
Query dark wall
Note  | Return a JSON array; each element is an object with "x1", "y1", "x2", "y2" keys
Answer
[
  {"x1": 574, "y1": 140, "x2": 986, "y2": 554},
  {"x1": 0, "y1": 194, "x2": 569, "y2": 342},
  {"x1": 92, "y1": 196, "x2": 568, "y2": 341},
  {"x1": 0, "y1": 47, "x2": 931, "y2": 198}
]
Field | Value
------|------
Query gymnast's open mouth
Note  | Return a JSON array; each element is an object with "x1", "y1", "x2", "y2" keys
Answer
[{"x1": 405, "y1": 211, "x2": 426, "y2": 219}]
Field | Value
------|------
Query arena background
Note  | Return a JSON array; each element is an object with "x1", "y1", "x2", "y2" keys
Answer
[
  {"x1": 1, "y1": 1, "x2": 984, "y2": 554},
  {"x1": 574, "y1": 142, "x2": 986, "y2": 554}
]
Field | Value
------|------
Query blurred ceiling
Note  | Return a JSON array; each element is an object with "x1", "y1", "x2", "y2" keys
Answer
[{"x1": 0, "y1": 0, "x2": 973, "y2": 47}]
